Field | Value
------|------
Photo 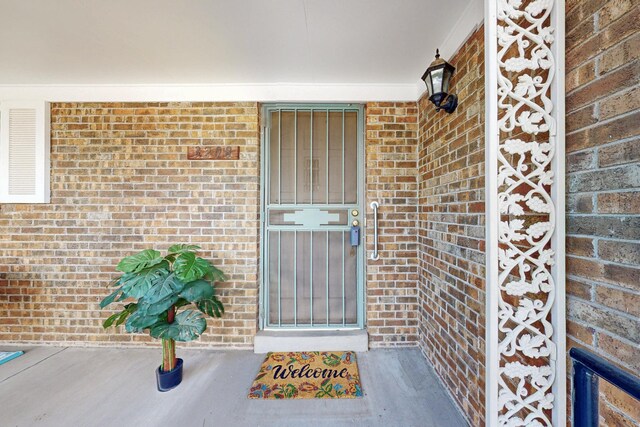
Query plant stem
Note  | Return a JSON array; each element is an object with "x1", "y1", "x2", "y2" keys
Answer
[
  {"x1": 161, "y1": 305, "x2": 177, "y2": 372},
  {"x1": 162, "y1": 338, "x2": 176, "y2": 372}
]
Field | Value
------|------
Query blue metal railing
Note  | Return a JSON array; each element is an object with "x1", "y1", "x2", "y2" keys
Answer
[{"x1": 570, "y1": 347, "x2": 640, "y2": 427}]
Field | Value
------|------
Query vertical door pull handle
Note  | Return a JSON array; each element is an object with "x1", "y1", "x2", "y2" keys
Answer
[{"x1": 370, "y1": 202, "x2": 380, "y2": 260}]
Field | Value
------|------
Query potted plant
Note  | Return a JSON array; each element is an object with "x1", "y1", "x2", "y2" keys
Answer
[{"x1": 100, "y1": 244, "x2": 226, "y2": 392}]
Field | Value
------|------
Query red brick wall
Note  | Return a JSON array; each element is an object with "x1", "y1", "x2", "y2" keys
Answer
[
  {"x1": 566, "y1": 0, "x2": 640, "y2": 424},
  {"x1": 365, "y1": 102, "x2": 419, "y2": 347},
  {"x1": 416, "y1": 27, "x2": 486, "y2": 426},
  {"x1": 0, "y1": 102, "x2": 261, "y2": 348}
]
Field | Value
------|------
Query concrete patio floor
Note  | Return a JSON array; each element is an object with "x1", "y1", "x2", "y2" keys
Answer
[{"x1": 0, "y1": 346, "x2": 467, "y2": 427}]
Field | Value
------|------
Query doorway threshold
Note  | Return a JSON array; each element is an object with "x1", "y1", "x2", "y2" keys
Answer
[{"x1": 254, "y1": 329, "x2": 368, "y2": 354}]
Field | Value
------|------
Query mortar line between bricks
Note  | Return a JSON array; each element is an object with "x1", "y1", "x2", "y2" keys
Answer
[
  {"x1": 416, "y1": 253, "x2": 486, "y2": 275},
  {"x1": 565, "y1": 334, "x2": 593, "y2": 353},
  {"x1": 566, "y1": 107, "x2": 640, "y2": 138},
  {"x1": 566, "y1": 33, "x2": 640, "y2": 95},
  {"x1": 567, "y1": 256, "x2": 640, "y2": 272},
  {"x1": 0, "y1": 347, "x2": 68, "y2": 385},
  {"x1": 567, "y1": 273, "x2": 640, "y2": 294},
  {"x1": 567, "y1": 233, "x2": 640, "y2": 244},
  {"x1": 601, "y1": 401, "x2": 640, "y2": 425},
  {"x1": 568, "y1": 212, "x2": 640, "y2": 219},
  {"x1": 568, "y1": 186, "x2": 640, "y2": 197},
  {"x1": 566, "y1": 7, "x2": 604, "y2": 37},
  {"x1": 567, "y1": 134, "x2": 640, "y2": 158},
  {"x1": 567, "y1": 80, "x2": 639, "y2": 116},
  {"x1": 568, "y1": 294, "x2": 640, "y2": 323},
  {"x1": 566, "y1": 308, "x2": 640, "y2": 351},
  {"x1": 568, "y1": 188, "x2": 640, "y2": 197},
  {"x1": 567, "y1": 252, "x2": 640, "y2": 266}
]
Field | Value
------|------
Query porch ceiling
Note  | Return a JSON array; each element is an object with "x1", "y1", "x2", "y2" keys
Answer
[{"x1": 0, "y1": 0, "x2": 476, "y2": 88}]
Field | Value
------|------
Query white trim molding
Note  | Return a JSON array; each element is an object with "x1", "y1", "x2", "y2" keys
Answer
[
  {"x1": 440, "y1": 0, "x2": 484, "y2": 60},
  {"x1": 485, "y1": 0, "x2": 566, "y2": 425},
  {"x1": 0, "y1": 83, "x2": 418, "y2": 103}
]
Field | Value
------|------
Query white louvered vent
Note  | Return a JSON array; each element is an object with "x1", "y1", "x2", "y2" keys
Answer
[
  {"x1": 8, "y1": 109, "x2": 37, "y2": 195},
  {"x1": 0, "y1": 101, "x2": 50, "y2": 203}
]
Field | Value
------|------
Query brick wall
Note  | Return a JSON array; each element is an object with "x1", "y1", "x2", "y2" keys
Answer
[
  {"x1": 566, "y1": 0, "x2": 640, "y2": 424},
  {"x1": 0, "y1": 101, "x2": 421, "y2": 349},
  {"x1": 0, "y1": 102, "x2": 260, "y2": 348},
  {"x1": 416, "y1": 27, "x2": 486, "y2": 426},
  {"x1": 365, "y1": 102, "x2": 419, "y2": 347}
]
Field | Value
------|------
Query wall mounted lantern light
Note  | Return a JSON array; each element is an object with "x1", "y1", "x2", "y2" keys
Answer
[{"x1": 421, "y1": 49, "x2": 458, "y2": 114}]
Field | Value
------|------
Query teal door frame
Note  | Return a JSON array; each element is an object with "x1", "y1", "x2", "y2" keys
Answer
[{"x1": 259, "y1": 103, "x2": 366, "y2": 330}]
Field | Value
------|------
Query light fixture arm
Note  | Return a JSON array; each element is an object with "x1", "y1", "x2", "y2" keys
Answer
[{"x1": 438, "y1": 94, "x2": 458, "y2": 114}]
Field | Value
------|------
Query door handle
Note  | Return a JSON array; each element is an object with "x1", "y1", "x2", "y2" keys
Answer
[{"x1": 370, "y1": 202, "x2": 380, "y2": 260}]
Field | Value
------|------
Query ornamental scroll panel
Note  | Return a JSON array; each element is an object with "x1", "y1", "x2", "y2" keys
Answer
[{"x1": 494, "y1": 0, "x2": 560, "y2": 425}]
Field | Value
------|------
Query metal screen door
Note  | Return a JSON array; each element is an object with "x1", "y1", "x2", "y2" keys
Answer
[{"x1": 260, "y1": 104, "x2": 364, "y2": 329}]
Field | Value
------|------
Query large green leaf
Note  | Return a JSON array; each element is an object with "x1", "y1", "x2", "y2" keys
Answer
[
  {"x1": 205, "y1": 264, "x2": 227, "y2": 283},
  {"x1": 180, "y1": 280, "x2": 214, "y2": 302},
  {"x1": 117, "y1": 249, "x2": 164, "y2": 273},
  {"x1": 125, "y1": 310, "x2": 163, "y2": 333},
  {"x1": 108, "y1": 276, "x2": 123, "y2": 287},
  {"x1": 165, "y1": 244, "x2": 201, "y2": 262},
  {"x1": 150, "y1": 310, "x2": 206, "y2": 342},
  {"x1": 103, "y1": 312, "x2": 120, "y2": 328},
  {"x1": 174, "y1": 297, "x2": 191, "y2": 309},
  {"x1": 167, "y1": 244, "x2": 201, "y2": 255},
  {"x1": 137, "y1": 294, "x2": 179, "y2": 316},
  {"x1": 144, "y1": 273, "x2": 185, "y2": 304},
  {"x1": 196, "y1": 296, "x2": 225, "y2": 318},
  {"x1": 120, "y1": 262, "x2": 169, "y2": 299},
  {"x1": 116, "y1": 303, "x2": 138, "y2": 327},
  {"x1": 174, "y1": 252, "x2": 212, "y2": 282},
  {"x1": 100, "y1": 273, "x2": 135, "y2": 308},
  {"x1": 103, "y1": 303, "x2": 138, "y2": 328},
  {"x1": 100, "y1": 286, "x2": 123, "y2": 309}
]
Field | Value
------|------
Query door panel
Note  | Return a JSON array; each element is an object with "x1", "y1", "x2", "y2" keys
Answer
[
  {"x1": 328, "y1": 111, "x2": 344, "y2": 204},
  {"x1": 262, "y1": 105, "x2": 364, "y2": 329},
  {"x1": 344, "y1": 111, "x2": 358, "y2": 204}
]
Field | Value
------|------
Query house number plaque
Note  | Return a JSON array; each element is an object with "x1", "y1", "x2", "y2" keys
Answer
[{"x1": 187, "y1": 146, "x2": 240, "y2": 160}]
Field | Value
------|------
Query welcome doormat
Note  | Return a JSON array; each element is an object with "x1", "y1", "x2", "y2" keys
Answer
[
  {"x1": 248, "y1": 351, "x2": 363, "y2": 399},
  {"x1": 0, "y1": 351, "x2": 24, "y2": 366}
]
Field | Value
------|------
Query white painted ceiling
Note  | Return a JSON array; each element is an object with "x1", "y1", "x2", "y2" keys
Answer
[{"x1": 0, "y1": 0, "x2": 476, "y2": 86}]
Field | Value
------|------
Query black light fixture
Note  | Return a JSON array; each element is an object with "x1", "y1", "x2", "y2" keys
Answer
[{"x1": 421, "y1": 49, "x2": 458, "y2": 114}]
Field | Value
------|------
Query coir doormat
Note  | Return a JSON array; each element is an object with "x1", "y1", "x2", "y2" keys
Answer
[{"x1": 248, "y1": 351, "x2": 363, "y2": 399}]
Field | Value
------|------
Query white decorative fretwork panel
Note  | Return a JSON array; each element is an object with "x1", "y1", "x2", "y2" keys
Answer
[{"x1": 490, "y1": 0, "x2": 564, "y2": 425}]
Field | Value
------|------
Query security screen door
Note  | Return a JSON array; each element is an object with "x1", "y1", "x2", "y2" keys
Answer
[{"x1": 261, "y1": 104, "x2": 364, "y2": 329}]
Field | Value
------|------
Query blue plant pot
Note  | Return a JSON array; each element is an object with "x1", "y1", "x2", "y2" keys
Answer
[{"x1": 156, "y1": 358, "x2": 183, "y2": 392}]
